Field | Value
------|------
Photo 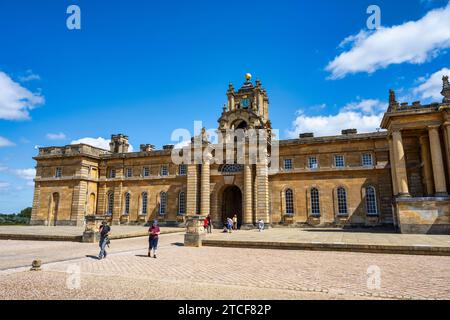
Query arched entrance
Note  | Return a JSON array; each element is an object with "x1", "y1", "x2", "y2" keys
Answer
[{"x1": 221, "y1": 186, "x2": 243, "y2": 228}]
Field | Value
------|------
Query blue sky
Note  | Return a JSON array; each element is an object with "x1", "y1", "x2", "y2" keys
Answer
[{"x1": 1, "y1": 0, "x2": 449, "y2": 213}]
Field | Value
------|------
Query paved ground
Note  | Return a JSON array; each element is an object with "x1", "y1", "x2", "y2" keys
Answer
[
  {"x1": 207, "y1": 228, "x2": 450, "y2": 247},
  {"x1": 1, "y1": 231, "x2": 450, "y2": 300}
]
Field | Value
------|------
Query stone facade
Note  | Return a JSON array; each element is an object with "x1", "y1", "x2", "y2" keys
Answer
[{"x1": 30, "y1": 75, "x2": 450, "y2": 234}]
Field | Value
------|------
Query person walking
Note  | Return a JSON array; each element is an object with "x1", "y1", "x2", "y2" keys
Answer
[
  {"x1": 227, "y1": 217, "x2": 233, "y2": 233},
  {"x1": 233, "y1": 214, "x2": 238, "y2": 230},
  {"x1": 148, "y1": 220, "x2": 161, "y2": 258},
  {"x1": 98, "y1": 221, "x2": 111, "y2": 260},
  {"x1": 206, "y1": 215, "x2": 212, "y2": 234},
  {"x1": 203, "y1": 216, "x2": 209, "y2": 234},
  {"x1": 258, "y1": 219, "x2": 265, "y2": 232}
]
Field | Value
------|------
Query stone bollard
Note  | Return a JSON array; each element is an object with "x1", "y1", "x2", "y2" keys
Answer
[
  {"x1": 184, "y1": 215, "x2": 206, "y2": 247},
  {"x1": 82, "y1": 215, "x2": 106, "y2": 243}
]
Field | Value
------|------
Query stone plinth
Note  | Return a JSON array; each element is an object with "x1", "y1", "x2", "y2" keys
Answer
[
  {"x1": 184, "y1": 215, "x2": 206, "y2": 247},
  {"x1": 396, "y1": 197, "x2": 450, "y2": 234},
  {"x1": 82, "y1": 215, "x2": 107, "y2": 243}
]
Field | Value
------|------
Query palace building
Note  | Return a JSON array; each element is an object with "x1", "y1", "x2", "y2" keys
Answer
[{"x1": 30, "y1": 74, "x2": 450, "y2": 234}]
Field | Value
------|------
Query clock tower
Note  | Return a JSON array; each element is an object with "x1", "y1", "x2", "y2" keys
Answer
[{"x1": 218, "y1": 73, "x2": 271, "y2": 131}]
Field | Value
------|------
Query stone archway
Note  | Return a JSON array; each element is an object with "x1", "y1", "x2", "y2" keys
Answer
[{"x1": 221, "y1": 186, "x2": 243, "y2": 228}]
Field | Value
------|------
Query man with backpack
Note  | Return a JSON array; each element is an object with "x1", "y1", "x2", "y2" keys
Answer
[{"x1": 98, "y1": 221, "x2": 111, "y2": 260}]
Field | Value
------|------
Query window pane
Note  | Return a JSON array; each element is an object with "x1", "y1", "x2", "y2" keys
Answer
[
  {"x1": 308, "y1": 157, "x2": 318, "y2": 169},
  {"x1": 337, "y1": 188, "x2": 348, "y2": 215},
  {"x1": 335, "y1": 155, "x2": 344, "y2": 168},
  {"x1": 179, "y1": 165, "x2": 187, "y2": 176},
  {"x1": 143, "y1": 167, "x2": 150, "y2": 177},
  {"x1": 142, "y1": 193, "x2": 148, "y2": 214},
  {"x1": 366, "y1": 187, "x2": 378, "y2": 215},
  {"x1": 108, "y1": 193, "x2": 114, "y2": 215},
  {"x1": 284, "y1": 159, "x2": 293, "y2": 170},
  {"x1": 124, "y1": 193, "x2": 130, "y2": 215},
  {"x1": 179, "y1": 192, "x2": 186, "y2": 215},
  {"x1": 311, "y1": 188, "x2": 320, "y2": 215},
  {"x1": 160, "y1": 192, "x2": 167, "y2": 215},
  {"x1": 285, "y1": 189, "x2": 294, "y2": 214},
  {"x1": 362, "y1": 154, "x2": 373, "y2": 166}
]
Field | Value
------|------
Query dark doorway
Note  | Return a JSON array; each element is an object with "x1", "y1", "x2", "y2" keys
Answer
[{"x1": 222, "y1": 186, "x2": 243, "y2": 228}]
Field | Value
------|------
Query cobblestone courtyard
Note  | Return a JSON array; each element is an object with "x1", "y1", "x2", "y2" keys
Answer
[{"x1": 1, "y1": 232, "x2": 450, "y2": 300}]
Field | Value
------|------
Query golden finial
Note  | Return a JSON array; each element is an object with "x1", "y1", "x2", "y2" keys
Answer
[{"x1": 245, "y1": 73, "x2": 252, "y2": 81}]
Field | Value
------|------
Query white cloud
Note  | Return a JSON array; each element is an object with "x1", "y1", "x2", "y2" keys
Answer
[
  {"x1": 46, "y1": 133, "x2": 67, "y2": 140},
  {"x1": 0, "y1": 71, "x2": 45, "y2": 120},
  {"x1": 0, "y1": 136, "x2": 15, "y2": 147},
  {"x1": 71, "y1": 137, "x2": 111, "y2": 150},
  {"x1": 0, "y1": 181, "x2": 10, "y2": 189},
  {"x1": 287, "y1": 99, "x2": 386, "y2": 138},
  {"x1": 326, "y1": 3, "x2": 450, "y2": 79},
  {"x1": 71, "y1": 137, "x2": 134, "y2": 152},
  {"x1": 14, "y1": 168, "x2": 36, "y2": 181},
  {"x1": 413, "y1": 67, "x2": 450, "y2": 101},
  {"x1": 19, "y1": 70, "x2": 41, "y2": 82}
]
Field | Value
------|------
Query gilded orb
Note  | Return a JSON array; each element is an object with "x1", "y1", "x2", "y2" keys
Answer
[{"x1": 245, "y1": 73, "x2": 252, "y2": 81}]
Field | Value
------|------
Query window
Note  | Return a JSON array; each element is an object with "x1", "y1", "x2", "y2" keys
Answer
[
  {"x1": 179, "y1": 164, "x2": 187, "y2": 176},
  {"x1": 107, "y1": 192, "x2": 114, "y2": 215},
  {"x1": 365, "y1": 186, "x2": 378, "y2": 216},
  {"x1": 334, "y1": 155, "x2": 345, "y2": 168},
  {"x1": 109, "y1": 168, "x2": 116, "y2": 179},
  {"x1": 142, "y1": 192, "x2": 148, "y2": 215},
  {"x1": 125, "y1": 168, "x2": 133, "y2": 178},
  {"x1": 143, "y1": 167, "x2": 150, "y2": 177},
  {"x1": 285, "y1": 189, "x2": 294, "y2": 215},
  {"x1": 308, "y1": 157, "x2": 318, "y2": 169},
  {"x1": 284, "y1": 159, "x2": 293, "y2": 171},
  {"x1": 178, "y1": 192, "x2": 186, "y2": 215},
  {"x1": 55, "y1": 167, "x2": 62, "y2": 178},
  {"x1": 310, "y1": 188, "x2": 320, "y2": 216},
  {"x1": 159, "y1": 192, "x2": 167, "y2": 215},
  {"x1": 160, "y1": 165, "x2": 168, "y2": 176},
  {"x1": 124, "y1": 193, "x2": 130, "y2": 215},
  {"x1": 337, "y1": 187, "x2": 348, "y2": 216},
  {"x1": 221, "y1": 164, "x2": 243, "y2": 173},
  {"x1": 362, "y1": 153, "x2": 373, "y2": 167}
]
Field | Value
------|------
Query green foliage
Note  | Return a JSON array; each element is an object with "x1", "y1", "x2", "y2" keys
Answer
[{"x1": 0, "y1": 207, "x2": 32, "y2": 225}]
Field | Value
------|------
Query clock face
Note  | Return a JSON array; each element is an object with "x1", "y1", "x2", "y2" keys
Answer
[{"x1": 240, "y1": 98, "x2": 250, "y2": 108}]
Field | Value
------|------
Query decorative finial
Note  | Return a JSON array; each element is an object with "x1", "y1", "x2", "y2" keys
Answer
[
  {"x1": 442, "y1": 75, "x2": 450, "y2": 103},
  {"x1": 245, "y1": 73, "x2": 252, "y2": 81}
]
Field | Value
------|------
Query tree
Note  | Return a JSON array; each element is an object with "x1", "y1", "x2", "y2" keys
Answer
[{"x1": 18, "y1": 207, "x2": 32, "y2": 219}]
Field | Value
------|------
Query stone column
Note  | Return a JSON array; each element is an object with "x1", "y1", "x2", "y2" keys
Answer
[
  {"x1": 186, "y1": 164, "x2": 198, "y2": 215},
  {"x1": 112, "y1": 182, "x2": 122, "y2": 225},
  {"x1": 201, "y1": 155, "x2": 211, "y2": 216},
  {"x1": 444, "y1": 122, "x2": 450, "y2": 183},
  {"x1": 256, "y1": 157, "x2": 270, "y2": 226},
  {"x1": 392, "y1": 130, "x2": 410, "y2": 196},
  {"x1": 428, "y1": 126, "x2": 448, "y2": 196},
  {"x1": 71, "y1": 181, "x2": 88, "y2": 226},
  {"x1": 388, "y1": 138, "x2": 399, "y2": 196},
  {"x1": 243, "y1": 164, "x2": 253, "y2": 227},
  {"x1": 30, "y1": 182, "x2": 41, "y2": 225},
  {"x1": 419, "y1": 135, "x2": 434, "y2": 196}
]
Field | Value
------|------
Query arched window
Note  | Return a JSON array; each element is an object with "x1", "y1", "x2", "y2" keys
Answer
[
  {"x1": 124, "y1": 193, "x2": 130, "y2": 215},
  {"x1": 160, "y1": 192, "x2": 167, "y2": 215},
  {"x1": 337, "y1": 187, "x2": 348, "y2": 216},
  {"x1": 310, "y1": 188, "x2": 320, "y2": 216},
  {"x1": 107, "y1": 192, "x2": 114, "y2": 215},
  {"x1": 178, "y1": 191, "x2": 186, "y2": 215},
  {"x1": 365, "y1": 186, "x2": 378, "y2": 216},
  {"x1": 285, "y1": 189, "x2": 294, "y2": 215},
  {"x1": 142, "y1": 192, "x2": 148, "y2": 215}
]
